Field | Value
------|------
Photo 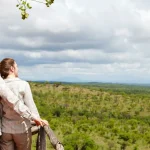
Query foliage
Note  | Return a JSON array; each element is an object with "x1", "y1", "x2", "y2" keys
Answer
[
  {"x1": 63, "y1": 132, "x2": 99, "y2": 150},
  {"x1": 30, "y1": 82, "x2": 150, "y2": 149},
  {"x1": 16, "y1": 0, "x2": 54, "y2": 20}
]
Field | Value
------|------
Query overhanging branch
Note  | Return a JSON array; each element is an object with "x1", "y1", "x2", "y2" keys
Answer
[
  {"x1": 30, "y1": 0, "x2": 46, "y2": 4},
  {"x1": 16, "y1": 0, "x2": 54, "y2": 20}
]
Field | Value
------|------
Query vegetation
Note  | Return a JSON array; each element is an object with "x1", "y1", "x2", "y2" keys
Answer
[
  {"x1": 16, "y1": 0, "x2": 54, "y2": 20},
  {"x1": 30, "y1": 82, "x2": 150, "y2": 150}
]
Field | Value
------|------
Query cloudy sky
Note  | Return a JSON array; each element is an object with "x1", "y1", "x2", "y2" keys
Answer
[{"x1": 1, "y1": 0, "x2": 150, "y2": 83}]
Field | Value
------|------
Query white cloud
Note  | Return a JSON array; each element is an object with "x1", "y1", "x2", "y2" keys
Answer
[
  {"x1": 0, "y1": 0, "x2": 150, "y2": 82},
  {"x1": 17, "y1": 37, "x2": 46, "y2": 48}
]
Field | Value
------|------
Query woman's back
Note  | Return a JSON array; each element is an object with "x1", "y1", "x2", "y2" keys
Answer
[
  {"x1": 1, "y1": 77, "x2": 39, "y2": 134},
  {"x1": 2, "y1": 78, "x2": 27, "y2": 120}
]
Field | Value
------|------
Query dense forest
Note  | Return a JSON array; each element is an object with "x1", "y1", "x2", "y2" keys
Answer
[{"x1": 30, "y1": 82, "x2": 150, "y2": 150}]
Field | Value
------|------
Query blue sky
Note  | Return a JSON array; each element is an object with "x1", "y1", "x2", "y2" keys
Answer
[{"x1": 1, "y1": 0, "x2": 150, "y2": 83}]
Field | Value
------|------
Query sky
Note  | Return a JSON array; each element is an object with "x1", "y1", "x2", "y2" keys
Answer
[{"x1": 1, "y1": 0, "x2": 150, "y2": 83}]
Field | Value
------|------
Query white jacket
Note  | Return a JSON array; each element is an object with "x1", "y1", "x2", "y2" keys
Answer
[
  {"x1": 0, "y1": 76, "x2": 38, "y2": 120},
  {"x1": 0, "y1": 78, "x2": 39, "y2": 133}
]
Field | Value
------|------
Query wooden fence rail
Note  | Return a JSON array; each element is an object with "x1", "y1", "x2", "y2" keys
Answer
[{"x1": 31, "y1": 122, "x2": 64, "y2": 150}]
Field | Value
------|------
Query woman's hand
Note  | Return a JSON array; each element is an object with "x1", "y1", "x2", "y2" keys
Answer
[
  {"x1": 41, "y1": 119, "x2": 49, "y2": 126},
  {"x1": 34, "y1": 118, "x2": 43, "y2": 126},
  {"x1": 34, "y1": 118, "x2": 49, "y2": 126}
]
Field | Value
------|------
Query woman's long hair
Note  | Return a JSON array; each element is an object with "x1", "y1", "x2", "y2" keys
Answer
[{"x1": 0, "y1": 58, "x2": 15, "y2": 79}]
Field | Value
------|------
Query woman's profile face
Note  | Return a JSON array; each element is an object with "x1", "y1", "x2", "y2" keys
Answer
[{"x1": 13, "y1": 62, "x2": 19, "y2": 77}]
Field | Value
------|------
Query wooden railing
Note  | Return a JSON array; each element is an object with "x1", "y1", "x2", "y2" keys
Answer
[{"x1": 31, "y1": 122, "x2": 64, "y2": 150}]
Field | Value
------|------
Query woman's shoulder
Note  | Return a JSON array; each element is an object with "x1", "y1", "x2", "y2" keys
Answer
[
  {"x1": 17, "y1": 78, "x2": 28, "y2": 83},
  {"x1": 4, "y1": 78, "x2": 30, "y2": 95},
  {"x1": 16, "y1": 78, "x2": 30, "y2": 87},
  {"x1": 5, "y1": 78, "x2": 29, "y2": 87}
]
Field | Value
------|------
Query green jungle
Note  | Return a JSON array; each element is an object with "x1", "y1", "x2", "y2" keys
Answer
[{"x1": 30, "y1": 82, "x2": 150, "y2": 150}]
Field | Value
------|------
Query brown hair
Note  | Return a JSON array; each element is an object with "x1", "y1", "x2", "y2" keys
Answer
[{"x1": 0, "y1": 58, "x2": 15, "y2": 79}]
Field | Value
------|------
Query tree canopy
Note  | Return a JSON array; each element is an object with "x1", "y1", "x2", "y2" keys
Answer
[{"x1": 16, "y1": 0, "x2": 54, "y2": 20}]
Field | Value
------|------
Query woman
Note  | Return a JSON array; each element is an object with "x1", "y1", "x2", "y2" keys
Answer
[{"x1": 0, "y1": 58, "x2": 48, "y2": 150}]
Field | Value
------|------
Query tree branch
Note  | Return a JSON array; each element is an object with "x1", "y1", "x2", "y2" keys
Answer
[
  {"x1": 16, "y1": 0, "x2": 54, "y2": 19},
  {"x1": 17, "y1": 0, "x2": 21, "y2": 5},
  {"x1": 30, "y1": 0, "x2": 46, "y2": 4}
]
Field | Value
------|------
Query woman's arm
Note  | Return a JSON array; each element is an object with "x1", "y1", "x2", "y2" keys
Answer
[
  {"x1": 23, "y1": 82, "x2": 48, "y2": 126},
  {"x1": 23, "y1": 82, "x2": 40, "y2": 119}
]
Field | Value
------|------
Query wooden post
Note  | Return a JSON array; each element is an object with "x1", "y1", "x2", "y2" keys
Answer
[{"x1": 31, "y1": 123, "x2": 64, "y2": 150}]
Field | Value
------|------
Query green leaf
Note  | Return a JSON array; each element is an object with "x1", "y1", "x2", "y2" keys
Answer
[
  {"x1": 21, "y1": 11, "x2": 26, "y2": 15},
  {"x1": 46, "y1": 3, "x2": 49, "y2": 7},
  {"x1": 22, "y1": 1, "x2": 26, "y2": 5},
  {"x1": 16, "y1": 4, "x2": 19, "y2": 7},
  {"x1": 21, "y1": 8, "x2": 25, "y2": 11},
  {"x1": 46, "y1": 0, "x2": 54, "y2": 5},
  {"x1": 22, "y1": 15, "x2": 26, "y2": 20},
  {"x1": 25, "y1": 13, "x2": 29, "y2": 18},
  {"x1": 19, "y1": 6, "x2": 23, "y2": 10},
  {"x1": 27, "y1": 3, "x2": 32, "y2": 9},
  {"x1": 51, "y1": 0, "x2": 54, "y2": 4}
]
